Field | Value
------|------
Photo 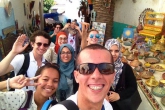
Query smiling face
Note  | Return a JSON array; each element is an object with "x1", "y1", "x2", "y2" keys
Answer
[
  {"x1": 74, "y1": 49, "x2": 114, "y2": 105},
  {"x1": 87, "y1": 31, "x2": 99, "y2": 45},
  {"x1": 31, "y1": 36, "x2": 49, "y2": 56},
  {"x1": 60, "y1": 47, "x2": 72, "y2": 63},
  {"x1": 109, "y1": 44, "x2": 120, "y2": 62},
  {"x1": 58, "y1": 34, "x2": 68, "y2": 46},
  {"x1": 35, "y1": 67, "x2": 59, "y2": 98}
]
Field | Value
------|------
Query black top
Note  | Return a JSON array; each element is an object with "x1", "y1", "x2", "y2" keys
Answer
[{"x1": 110, "y1": 63, "x2": 137, "y2": 110}]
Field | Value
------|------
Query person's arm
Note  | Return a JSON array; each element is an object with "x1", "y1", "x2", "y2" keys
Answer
[
  {"x1": 75, "y1": 25, "x2": 82, "y2": 39},
  {"x1": 0, "y1": 75, "x2": 41, "y2": 90},
  {"x1": 62, "y1": 23, "x2": 70, "y2": 31},
  {"x1": 80, "y1": 22, "x2": 89, "y2": 49},
  {"x1": 0, "y1": 35, "x2": 29, "y2": 76}
]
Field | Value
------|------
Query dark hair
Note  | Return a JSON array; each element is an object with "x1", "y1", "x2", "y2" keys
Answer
[
  {"x1": 30, "y1": 30, "x2": 51, "y2": 45},
  {"x1": 53, "y1": 22, "x2": 64, "y2": 29},
  {"x1": 34, "y1": 63, "x2": 60, "y2": 82},
  {"x1": 67, "y1": 19, "x2": 71, "y2": 23},
  {"x1": 76, "y1": 44, "x2": 114, "y2": 65}
]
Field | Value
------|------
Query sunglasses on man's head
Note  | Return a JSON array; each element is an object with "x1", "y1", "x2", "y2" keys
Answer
[
  {"x1": 89, "y1": 34, "x2": 100, "y2": 39},
  {"x1": 35, "y1": 42, "x2": 49, "y2": 48},
  {"x1": 77, "y1": 63, "x2": 114, "y2": 75}
]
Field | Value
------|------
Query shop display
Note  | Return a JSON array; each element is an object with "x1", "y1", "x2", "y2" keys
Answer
[
  {"x1": 145, "y1": 76, "x2": 159, "y2": 87},
  {"x1": 144, "y1": 56, "x2": 160, "y2": 64},
  {"x1": 151, "y1": 82, "x2": 165, "y2": 97},
  {"x1": 151, "y1": 64, "x2": 165, "y2": 72},
  {"x1": 139, "y1": 70, "x2": 153, "y2": 79},
  {"x1": 161, "y1": 97, "x2": 165, "y2": 106},
  {"x1": 122, "y1": 37, "x2": 165, "y2": 109}
]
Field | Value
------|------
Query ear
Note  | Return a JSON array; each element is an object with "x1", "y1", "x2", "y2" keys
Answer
[
  {"x1": 31, "y1": 42, "x2": 34, "y2": 48},
  {"x1": 74, "y1": 70, "x2": 79, "y2": 83}
]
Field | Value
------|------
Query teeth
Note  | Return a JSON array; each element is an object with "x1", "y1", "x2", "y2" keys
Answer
[
  {"x1": 45, "y1": 89, "x2": 52, "y2": 92},
  {"x1": 89, "y1": 86, "x2": 103, "y2": 90}
]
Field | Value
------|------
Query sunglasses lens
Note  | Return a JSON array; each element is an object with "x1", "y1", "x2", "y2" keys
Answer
[
  {"x1": 90, "y1": 34, "x2": 94, "y2": 38},
  {"x1": 36, "y1": 42, "x2": 49, "y2": 47},
  {"x1": 78, "y1": 63, "x2": 94, "y2": 75},
  {"x1": 36, "y1": 42, "x2": 42, "y2": 46},
  {"x1": 78, "y1": 63, "x2": 114, "y2": 75},
  {"x1": 43, "y1": 44, "x2": 49, "y2": 47},
  {"x1": 95, "y1": 34, "x2": 100, "y2": 39},
  {"x1": 98, "y1": 63, "x2": 114, "y2": 74}
]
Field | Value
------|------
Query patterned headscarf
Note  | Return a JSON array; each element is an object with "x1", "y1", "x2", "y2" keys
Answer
[{"x1": 105, "y1": 39, "x2": 124, "y2": 90}]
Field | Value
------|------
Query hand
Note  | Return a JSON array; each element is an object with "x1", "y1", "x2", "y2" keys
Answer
[
  {"x1": 105, "y1": 94, "x2": 110, "y2": 102},
  {"x1": 9, "y1": 75, "x2": 41, "y2": 89},
  {"x1": 75, "y1": 25, "x2": 80, "y2": 30},
  {"x1": 64, "y1": 23, "x2": 70, "y2": 29},
  {"x1": 108, "y1": 91, "x2": 120, "y2": 102},
  {"x1": 81, "y1": 22, "x2": 89, "y2": 33},
  {"x1": 11, "y1": 34, "x2": 29, "y2": 55}
]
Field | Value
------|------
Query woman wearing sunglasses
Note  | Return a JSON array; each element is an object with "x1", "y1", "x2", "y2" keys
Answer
[
  {"x1": 81, "y1": 22, "x2": 100, "y2": 49},
  {"x1": 105, "y1": 39, "x2": 137, "y2": 110},
  {"x1": 56, "y1": 44, "x2": 76, "y2": 101},
  {"x1": 0, "y1": 64, "x2": 60, "y2": 110}
]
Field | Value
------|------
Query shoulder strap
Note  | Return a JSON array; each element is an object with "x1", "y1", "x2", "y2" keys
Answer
[
  {"x1": 59, "y1": 100, "x2": 79, "y2": 110},
  {"x1": 41, "y1": 100, "x2": 58, "y2": 110},
  {"x1": 17, "y1": 53, "x2": 30, "y2": 76},
  {"x1": 19, "y1": 90, "x2": 33, "y2": 110}
]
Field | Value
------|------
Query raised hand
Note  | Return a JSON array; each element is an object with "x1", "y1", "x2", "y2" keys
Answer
[
  {"x1": 9, "y1": 75, "x2": 41, "y2": 89},
  {"x1": 11, "y1": 34, "x2": 29, "y2": 55}
]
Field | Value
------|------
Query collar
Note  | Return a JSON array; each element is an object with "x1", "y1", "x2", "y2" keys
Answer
[{"x1": 30, "y1": 51, "x2": 45, "y2": 63}]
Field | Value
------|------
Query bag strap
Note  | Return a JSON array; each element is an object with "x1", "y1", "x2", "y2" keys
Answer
[
  {"x1": 41, "y1": 100, "x2": 58, "y2": 110},
  {"x1": 41, "y1": 100, "x2": 79, "y2": 110},
  {"x1": 19, "y1": 90, "x2": 33, "y2": 110},
  {"x1": 59, "y1": 100, "x2": 79, "y2": 110},
  {"x1": 17, "y1": 53, "x2": 30, "y2": 76}
]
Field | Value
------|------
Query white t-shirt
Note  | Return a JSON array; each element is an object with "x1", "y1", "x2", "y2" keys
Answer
[
  {"x1": 49, "y1": 92, "x2": 113, "y2": 110},
  {"x1": 10, "y1": 51, "x2": 46, "y2": 91},
  {"x1": 68, "y1": 33, "x2": 76, "y2": 51}
]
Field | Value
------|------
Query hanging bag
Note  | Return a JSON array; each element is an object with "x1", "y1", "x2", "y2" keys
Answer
[{"x1": 116, "y1": 64, "x2": 142, "y2": 110}]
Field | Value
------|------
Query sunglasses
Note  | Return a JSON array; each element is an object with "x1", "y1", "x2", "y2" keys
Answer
[
  {"x1": 35, "y1": 42, "x2": 49, "y2": 47},
  {"x1": 89, "y1": 34, "x2": 100, "y2": 39},
  {"x1": 77, "y1": 63, "x2": 114, "y2": 75}
]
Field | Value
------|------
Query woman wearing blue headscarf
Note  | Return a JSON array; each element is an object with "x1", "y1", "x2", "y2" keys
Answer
[{"x1": 57, "y1": 44, "x2": 75, "y2": 101}]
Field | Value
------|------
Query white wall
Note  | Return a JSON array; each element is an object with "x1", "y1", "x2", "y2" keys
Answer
[
  {"x1": 53, "y1": 0, "x2": 81, "y2": 22},
  {"x1": 114, "y1": 0, "x2": 165, "y2": 26},
  {"x1": 11, "y1": 0, "x2": 40, "y2": 29}
]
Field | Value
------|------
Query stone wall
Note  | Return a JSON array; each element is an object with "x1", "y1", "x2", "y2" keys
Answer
[{"x1": 93, "y1": 0, "x2": 115, "y2": 44}]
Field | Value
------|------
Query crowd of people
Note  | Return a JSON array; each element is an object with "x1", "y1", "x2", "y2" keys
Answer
[{"x1": 0, "y1": 19, "x2": 138, "y2": 110}]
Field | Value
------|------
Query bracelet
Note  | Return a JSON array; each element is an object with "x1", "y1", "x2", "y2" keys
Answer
[{"x1": 7, "y1": 78, "x2": 10, "y2": 91}]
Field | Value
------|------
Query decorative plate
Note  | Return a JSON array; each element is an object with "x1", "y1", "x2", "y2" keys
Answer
[
  {"x1": 151, "y1": 86, "x2": 165, "y2": 97},
  {"x1": 150, "y1": 64, "x2": 165, "y2": 72},
  {"x1": 4, "y1": 1, "x2": 12, "y2": 17},
  {"x1": 161, "y1": 97, "x2": 165, "y2": 106},
  {"x1": 144, "y1": 56, "x2": 160, "y2": 64}
]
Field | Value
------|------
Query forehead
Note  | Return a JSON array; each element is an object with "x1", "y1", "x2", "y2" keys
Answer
[
  {"x1": 71, "y1": 22, "x2": 76, "y2": 25},
  {"x1": 109, "y1": 44, "x2": 119, "y2": 50},
  {"x1": 35, "y1": 36, "x2": 49, "y2": 43},
  {"x1": 56, "y1": 25, "x2": 61, "y2": 27},
  {"x1": 59, "y1": 34, "x2": 67, "y2": 38},
  {"x1": 41, "y1": 68, "x2": 59, "y2": 78},
  {"x1": 61, "y1": 47, "x2": 70, "y2": 52},
  {"x1": 78, "y1": 49, "x2": 112, "y2": 64},
  {"x1": 89, "y1": 31, "x2": 98, "y2": 35}
]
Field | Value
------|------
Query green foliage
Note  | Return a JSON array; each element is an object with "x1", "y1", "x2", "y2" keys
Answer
[{"x1": 43, "y1": 0, "x2": 54, "y2": 13}]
